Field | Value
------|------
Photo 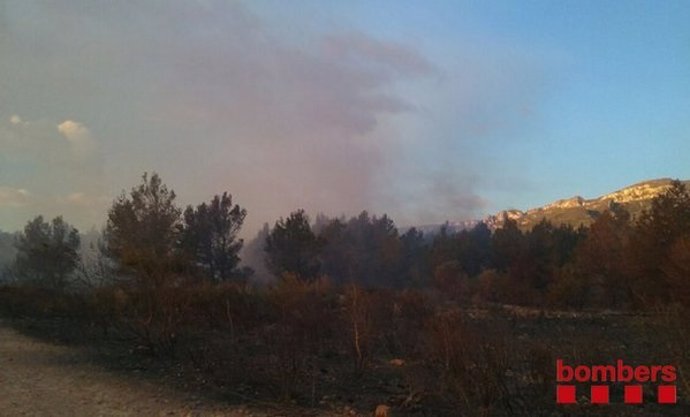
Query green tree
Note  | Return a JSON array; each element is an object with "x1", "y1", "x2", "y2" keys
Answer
[
  {"x1": 662, "y1": 236, "x2": 690, "y2": 306},
  {"x1": 457, "y1": 222, "x2": 492, "y2": 277},
  {"x1": 104, "y1": 173, "x2": 182, "y2": 286},
  {"x1": 363, "y1": 213, "x2": 401, "y2": 286},
  {"x1": 14, "y1": 215, "x2": 80, "y2": 290},
  {"x1": 397, "y1": 227, "x2": 430, "y2": 287},
  {"x1": 429, "y1": 223, "x2": 459, "y2": 274},
  {"x1": 265, "y1": 209, "x2": 321, "y2": 281},
  {"x1": 572, "y1": 209, "x2": 630, "y2": 307},
  {"x1": 318, "y1": 217, "x2": 350, "y2": 284},
  {"x1": 491, "y1": 216, "x2": 523, "y2": 271},
  {"x1": 628, "y1": 180, "x2": 690, "y2": 306},
  {"x1": 180, "y1": 192, "x2": 247, "y2": 281},
  {"x1": 0, "y1": 230, "x2": 16, "y2": 270},
  {"x1": 318, "y1": 211, "x2": 403, "y2": 287}
]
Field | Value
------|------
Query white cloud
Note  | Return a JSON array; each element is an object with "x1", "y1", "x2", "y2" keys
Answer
[
  {"x1": 0, "y1": 115, "x2": 105, "y2": 230},
  {"x1": 60, "y1": 192, "x2": 108, "y2": 207},
  {"x1": 0, "y1": 187, "x2": 31, "y2": 207},
  {"x1": 57, "y1": 120, "x2": 88, "y2": 141},
  {"x1": 57, "y1": 119, "x2": 96, "y2": 156},
  {"x1": 66, "y1": 192, "x2": 87, "y2": 203}
]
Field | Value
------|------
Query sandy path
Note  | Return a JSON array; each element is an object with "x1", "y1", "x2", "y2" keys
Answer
[
  {"x1": 0, "y1": 320, "x2": 362, "y2": 417},
  {"x1": 0, "y1": 320, "x2": 267, "y2": 417}
]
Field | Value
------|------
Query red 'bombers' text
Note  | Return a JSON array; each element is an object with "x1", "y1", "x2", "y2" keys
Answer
[{"x1": 557, "y1": 359, "x2": 676, "y2": 383}]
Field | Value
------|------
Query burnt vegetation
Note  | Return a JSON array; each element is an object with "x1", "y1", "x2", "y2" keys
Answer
[{"x1": 1, "y1": 173, "x2": 690, "y2": 416}]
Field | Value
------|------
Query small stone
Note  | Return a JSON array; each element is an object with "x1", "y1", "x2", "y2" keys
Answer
[
  {"x1": 374, "y1": 404, "x2": 390, "y2": 417},
  {"x1": 388, "y1": 359, "x2": 405, "y2": 367}
]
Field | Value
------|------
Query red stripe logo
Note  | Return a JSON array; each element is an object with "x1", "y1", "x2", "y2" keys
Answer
[{"x1": 556, "y1": 360, "x2": 678, "y2": 405}]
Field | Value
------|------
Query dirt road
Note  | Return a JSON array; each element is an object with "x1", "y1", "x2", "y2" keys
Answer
[{"x1": 0, "y1": 320, "x2": 302, "y2": 417}]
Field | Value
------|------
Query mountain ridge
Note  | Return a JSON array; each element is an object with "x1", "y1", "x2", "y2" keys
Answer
[
  {"x1": 418, "y1": 178, "x2": 689, "y2": 234},
  {"x1": 488, "y1": 177, "x2": 690, "y2": 230}
]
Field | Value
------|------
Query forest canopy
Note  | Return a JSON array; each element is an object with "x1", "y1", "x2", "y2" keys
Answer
[{"x1": 4, "y1": 173, "x2": 690, "y2": 310}]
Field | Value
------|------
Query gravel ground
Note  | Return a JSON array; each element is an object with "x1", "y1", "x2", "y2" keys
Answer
[{"x1": 0, "y1": 320, "x2": 359, "y2": 417}]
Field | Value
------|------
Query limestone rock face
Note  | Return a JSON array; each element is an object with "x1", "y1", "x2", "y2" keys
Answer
[
  {"x1": 413, "y1": 178, "x2": 689, "y2": 233},
  {"x1": 485, "y1": 178, "x2": 689, "y2": 230}
]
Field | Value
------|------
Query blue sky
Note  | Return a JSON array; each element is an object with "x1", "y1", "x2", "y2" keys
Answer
[{"x1": 1, "y1": 1, "x2": 689, "y2": 234}]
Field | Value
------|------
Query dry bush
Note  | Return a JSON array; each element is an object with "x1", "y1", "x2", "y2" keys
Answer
[
  {"x1": 432, "y1": 261, "x2": 468, "y2": 301},
  {"x1": 424, "y1": 309, "x2": 517, "y2": 417},
  {"x1": 515, "y1": 341, "x2": 554, "y2": 415},
  {"x1": 388, "y1": 289, "x2": 434, "y2": 356},
  {"x1": 473, "y1": 269, "x2": 502, "y2": 305},
  {"x1": 114, "y1": 281, "x2": 193, "y2": 356},
  {"x1": 418, "y1": 310, "x2": 563, "y2": 417},
  {"x1": 181, "y1": 282, "x2": 266, "y2": 339},
  {"x1": 471, "y1": 269, "x2": 540, "y2": 308},
  {"x1": 88, "y1": 285, "x2": 128, "y2": 336},
  {"x1": 662, "y1": 236, "x2": 690, "y2": 307},
  {"x1": 268, "y1": 274, "x2": 336, "y2": 349},
  {"x1": 262, "y1": 274, "x2": 337, "y2": 400},
  {"x1": 648, "y1": 306, "x2": 690, "y2": 396},
  {"x1": 342, "y1": 284, "x2": 375, "y2": 374},
  {"x1": 0, "y1": 285, "x2": 89, "y2": 319},
  {"x1": 546, "y1": 267, "x2": 591, "y2": 310},
  {"x1": 525, "y1": 343, "x2": 552, "y2": 396}
]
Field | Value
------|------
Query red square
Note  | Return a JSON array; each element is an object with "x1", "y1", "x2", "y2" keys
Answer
[
  {"x1": 624, "y1": 385, "x2": 643, "y2": 404},
  {"x1": 557, "y1": 385, "x2": 576, "y2": 404},
  {"x1": 591, "y1": 385, "x2": 609, "y2": 404},
  {"x1": 658, "y1": 385, "x2": 677, "y2": 404}
]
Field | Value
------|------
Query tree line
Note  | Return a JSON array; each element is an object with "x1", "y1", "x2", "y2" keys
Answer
[
  {"x1": 5, "y1": 173, "x2": 690, "y2": 310},
  {"x1": 263, "y1": 180, "x2": 690, "y2": 310}
]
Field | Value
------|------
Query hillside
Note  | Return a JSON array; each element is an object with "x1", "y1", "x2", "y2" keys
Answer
[{"x1": 485, "y1": 178, "x2": 690, "y2": 230}]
